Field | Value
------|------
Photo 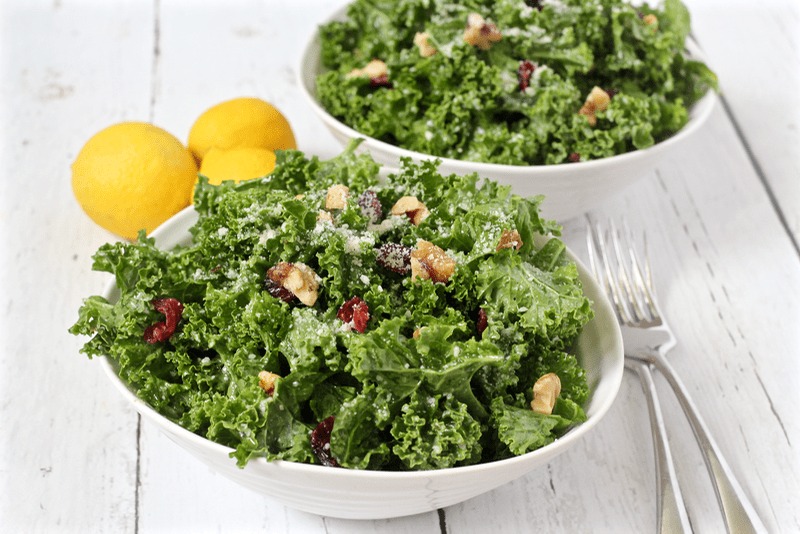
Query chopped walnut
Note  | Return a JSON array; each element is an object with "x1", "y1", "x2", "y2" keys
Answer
[
  {"x1": 258, "y1": 371, "x2": 280, "y2": 396},
  {"x1": 578, "y1": 86, "x2": 611, "y2": 126},
  {"x1": 531, "y1": 373, "x2": 561, "y2": 415},
  {"x1": 347, "y1": 59, "x2": 387, "y2": 79},
  {"x1": 411, "y1": 240, "x2": 456, "y2": 283},
  {"x1": 496, "y1": 229, "x2": 523, "y2": 251},
  {"x1": 463, "y1": 13, "x2": 502, "y2": 50},
  {"x1": 391, "y1": 196, "x2": 430, "y2": 226},
  {"x1": 414, "y1": 32, "x2": 437, "y2": 58},
  {"x1": 643, "y1": 14, "x2": 658, "y2": 28},
  {"x1": 325, "y1": 184, "x2": 350, "y2": 210},
  {"x1": 412, "y1": 327, "x2": 424, "y2": 339},
  {"x1": 267, "y1": 261, "x2": 319, "y2": 306}
]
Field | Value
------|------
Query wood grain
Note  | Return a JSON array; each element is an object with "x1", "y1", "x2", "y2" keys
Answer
[
  {"x1": 1, "y1": 0, "x2": 798, "y2": 532},
  {"x1": 684, "y1": 0, "x2": 800, "y2": 245},
  {"x1": 1, "y1": 0, "x2": 153, "y2": 532}
]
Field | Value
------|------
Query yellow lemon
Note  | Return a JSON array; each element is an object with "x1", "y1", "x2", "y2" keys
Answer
[
  {"x1": 198, "y1": 146, "x2": 277, "y2": 187},
  {"x1": 188, "y1": 97, "x2": 297, "y2": 162},
  {"x1": 71, "y1": 122, "x2": 198, "y2": 241}
]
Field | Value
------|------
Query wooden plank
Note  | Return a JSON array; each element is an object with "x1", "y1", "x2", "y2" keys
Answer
[
  {"x1": 683, "y1": 0, "x2": 800, "y2": 244},
  {"x1": 136, "y1": 424, "x2": 328, "y2": 532},
  {"x1": 138, "y1": 421, "x2": 443, "y2": 533},
  {"x1": 147, "y1": 0, "x2": 348, "y2": 158},
  {"x1": 569, "y1": 102, "x2": 800, "y2": 533},
  {"x1": 0, "y1": 0, "x2": 155, "y2": 532},
  {"x1": 5, "y1": 0, "x2": 796, "y2": 531}
]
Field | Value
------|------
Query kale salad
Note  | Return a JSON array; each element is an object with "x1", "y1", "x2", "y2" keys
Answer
[
  {"x1": 71, "y1": 142, "x2": 594, "y2": 470},
  {"x1": 316, "y1": 0, "x2": 717, "y2": 165}
]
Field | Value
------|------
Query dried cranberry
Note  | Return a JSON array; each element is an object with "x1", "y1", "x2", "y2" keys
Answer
[
  {"x1": 477, "y1": 308, "x2": 488, "y2": 338},
  {"x1": 337, "y1": 297, "x2": 370, "y2": 333},
  {"x1": 568, "y1": 152, "x2": 581, "y2": 163},
  {"x1": 310, "y1": 416, "x2": 340, "y2": 467},
  {"x1": 357, "y1": 190, "x2": 383, "y2": 223},
  {"x1": 369, "y1": 75, "x2": 392, "y2": 89},
  {"x1": 265, "y1": 280, "x2": 295, "y2": 302},
  {"x1": 265, "y1": 264, "x2": 296, "y2": 302},
  {"x1": 376, "y1": 243, "x2": 412, "y2": 274},
  {"x1": 517, "y1": 61, "x2": 536, "y2": 92},
  {"x1": 143, "y1": 297, "x2": 184, "y2": 343},
  {"x1": 526, "y1": 0, "x2": 544, "y2": 11}
]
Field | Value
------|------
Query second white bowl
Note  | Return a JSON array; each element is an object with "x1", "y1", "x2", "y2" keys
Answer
[{"x1": 297, "y1": 4, "x2": 716, "y2": 222}]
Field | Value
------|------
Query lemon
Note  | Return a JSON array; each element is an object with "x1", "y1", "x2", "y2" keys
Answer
[
  {"x1": 188, "y1": 97, "x2": 297, "y2": 162},
  {"x1": 198, "y1": 146, "x2": 277, "y2": 186},
  {"x1": 71, "y1": 122, "x2": 198, "y2": 241}
]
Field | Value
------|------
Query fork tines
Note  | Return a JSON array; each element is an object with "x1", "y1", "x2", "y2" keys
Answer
[{"x1": 585, "y1": 218, "x2": 659, "y2": 327}]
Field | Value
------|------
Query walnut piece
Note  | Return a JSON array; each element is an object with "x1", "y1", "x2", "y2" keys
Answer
[
  {"x1": 531, "y1": 373, "x2": 562, "y2": 415},
  {"x1": 347, "y1": 59, "x2": 387, "y2": 79},
  {"x1": 325, "y1": 184, "x2": 350, "y2": 210},
  {"x1": 414, "y1": 32, "x2": 437, "y2": 58},
  {"x1": 496, "y1": 229, "x2": 523, "y2": 251},
  {"x1": 578, "y1": 86, "x2": 611, "y2": 126},
  {"x1": 258, "y1": 371, "x2": 280, "y2": 396},
  {"x1": 267, "y1": 262, "x2": 293, "y2": 284},
  {"x1": 643, "y1": 14, "x2": 658, "y2": 28},
  {"x1": 268, "y1": 261, "x2": 319, "y2": 306},
  {"x1": 391, "y1": 196, "x2": 430, "y2": 226},
  {"x1": 411, "y1": 240, "x2": 456, "y2": 283},
  {"x1": 463, "y1": 13, "x2": 502, "y2": 50}
]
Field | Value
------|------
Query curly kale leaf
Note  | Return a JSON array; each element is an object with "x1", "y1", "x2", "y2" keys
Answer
[{"x1": 391, "y1": 389, "x2": 482, "y2": 470}]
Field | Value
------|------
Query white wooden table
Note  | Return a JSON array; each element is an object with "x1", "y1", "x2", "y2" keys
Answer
[{"x1": 1, "y1": 0, "x2": 798, "y2": 532}]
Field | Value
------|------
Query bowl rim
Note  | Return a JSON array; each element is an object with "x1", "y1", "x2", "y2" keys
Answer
[
  {"x1": 296, "y1": 2, "x2": 716, "y2": 176},
  {"x1": 99, "y1": 204, "x2": 624, "y2": 480}
]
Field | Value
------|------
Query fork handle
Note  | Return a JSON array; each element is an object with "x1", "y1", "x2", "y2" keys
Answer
[
  {"x1": 629, "y1": 353, "x2": 769, "y2": 534},
  {"x1": 627, "y1": 359, "x2": 692, "y2": 534}
]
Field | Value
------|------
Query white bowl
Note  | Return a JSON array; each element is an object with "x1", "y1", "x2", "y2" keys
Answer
[
  {"x1": 297, "y1": 5, "x2": 716, "y2": 222},
  {"x1": 98, "y1": 205, "x2": 624, "y2": 519}
]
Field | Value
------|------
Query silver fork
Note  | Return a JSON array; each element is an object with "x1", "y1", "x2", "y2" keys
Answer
[
  {"x1": 587, "y1": 220, "x2": 691, "y2": 534},
  {"x1": 586, "y1": 219, "x2": 768, "y2": 534}
]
